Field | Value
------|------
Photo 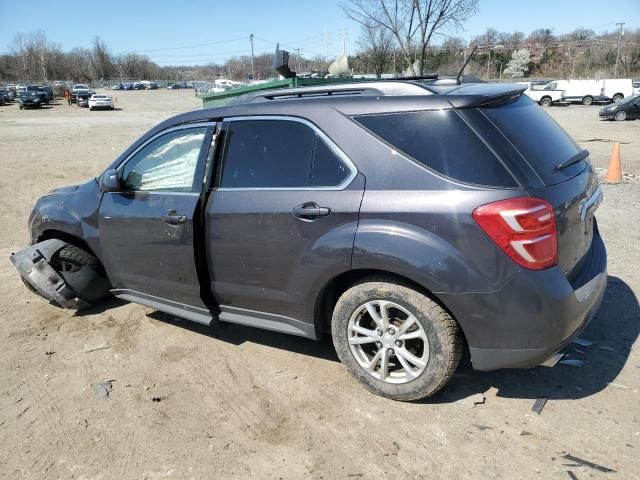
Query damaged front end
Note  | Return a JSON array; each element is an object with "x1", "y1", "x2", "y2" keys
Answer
[{"x1": 10, "y1": 239, "x2": 109, "y2": 309}]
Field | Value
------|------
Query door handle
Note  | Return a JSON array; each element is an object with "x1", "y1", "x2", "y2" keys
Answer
[
  {"x1": 292, "y1": 203, "x2": 331, "y2": 220},
  {"x1": 162, "y1": 209, "x2": 187, "y2": 225}
]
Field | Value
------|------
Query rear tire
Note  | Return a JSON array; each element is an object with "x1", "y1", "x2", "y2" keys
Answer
[
  {"x1": 582, "y1": 96, "x2": 593, "y2": 105},
  {"x1": 615, "y1": 111, "x2": 627, "y2": 121},
  {"x1": 612, "y1": 94, "x2": 623, "y2": 103},
  {"x1": 540, "y1": 96, "x2": 552, "y2": 107},
  {"x1": 331, "y1": 277, "x2": 462, "y2": 401}
]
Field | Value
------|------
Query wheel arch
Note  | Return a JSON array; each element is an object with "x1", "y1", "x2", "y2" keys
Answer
[
  {"x1": 313, "y1": 268, "x2": 467, "y2": 347},
  {"x1": 37, "y1": 229, "x2": 102, "y2": 265}
]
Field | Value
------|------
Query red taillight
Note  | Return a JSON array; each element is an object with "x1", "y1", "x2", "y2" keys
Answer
[{"x1": 472, "y1": 197, "x2": 557, "y2": 270}]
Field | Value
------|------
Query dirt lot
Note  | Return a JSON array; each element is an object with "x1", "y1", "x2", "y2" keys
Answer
[{"x1": 0, "y1": 90, "x2": 638, "y2": 480}]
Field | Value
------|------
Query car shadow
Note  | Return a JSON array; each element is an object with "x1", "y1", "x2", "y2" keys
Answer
[
  {"x1": 73, "y1": 296, "x2": 128, "y2": 316},
  {"x1": 430, "y1": 275, "x2": 639, "y2": 404},
  {"x1": 130, "y1": 275, "x2": 638, "y2": 402},
  {"x1": 147, "y1": 310, "x2": 340, "y2": 363}
]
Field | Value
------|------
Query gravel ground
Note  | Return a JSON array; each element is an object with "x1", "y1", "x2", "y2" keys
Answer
[{"x1": 0, "y1": 91, "x2": 638, "y2": 480}]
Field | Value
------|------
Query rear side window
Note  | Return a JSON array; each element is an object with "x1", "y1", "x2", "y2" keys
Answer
[
  {"x1": 353, "y1": 110, "x2": 517, "y2": 187},
  {"x1": 480, "y1": 95, "x2": 583, "y2": 184},
  {"x1": 220, "y1": 119, "x2": 350, "y2": 188}
]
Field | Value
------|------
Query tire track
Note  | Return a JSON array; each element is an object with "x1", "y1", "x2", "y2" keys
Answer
[{"x1": 166, "y1": 327, "x2": 281, "y2": 441}]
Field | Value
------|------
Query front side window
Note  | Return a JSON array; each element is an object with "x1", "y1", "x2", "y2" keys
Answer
[
  {"x1": 220, "y1": 119, "x2": 350, "y2": 189},
  {"x1": 122, "y1": 127, "x2": 207, "y2": 192}
]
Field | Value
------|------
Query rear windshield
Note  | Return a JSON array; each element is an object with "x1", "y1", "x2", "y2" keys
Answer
[
  {"x1": 353, "y1": 110, "x2": 517, "y2": 187},
  {"x1": 480, "y1": 96, "x2": 585, "y2": 184}
]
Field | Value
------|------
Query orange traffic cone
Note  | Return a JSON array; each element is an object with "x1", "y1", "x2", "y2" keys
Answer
[{"x1": 605, "y1": 142, "x2": 622, "y2": 184}]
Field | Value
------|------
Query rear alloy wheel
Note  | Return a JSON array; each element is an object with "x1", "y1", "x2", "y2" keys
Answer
[
  {"x1": 540, "y1": 97, "x2": 552, "y2": 107},
  {"x1": 332, "y1": 278, "x2": 462, "y2": 401},
  {"x1": 614, "y1": 111, "x2": 627, "y2": 121},
  {"x1": 582, "y1": 96, "x2": 593, "y2": 105},
  {"x1": 612, "y1": 94, "x2": 623, "y2": 103}
]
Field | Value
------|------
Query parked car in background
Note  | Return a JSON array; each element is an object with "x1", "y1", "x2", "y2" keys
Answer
[
  {"x1": 0, "y1": 92, "x2": 4, "y2": 106},
  {"x1": 40, "y1": 85, "x2": 54, "y2": 102},
  {"x1": 517, "y1": 82, "x2": 565, "y2": 107},
  {"x1": 147, "y1": 82, "x2": 158, "y2": 90},
  {"x1": 633, "y1": 81, "x2": 640, "y2": 96},
  {"x1": 11, "y1": 80, "x2": 606, "y2": 401},
  {"x1": 599, "y1": 94, "x2": 640, "y2": 121},
  {"x1": 0, "y1": 88, "x2": 14, "y2": 103},
  {"x1": 123, "y1": 83, "x2": 134, "y2": 90},
  {"x1": 167, "y1": 83, "x2": 180, "y2": 89},
  {"x1": 75, "y1": 90, "x2": 94, "y2": 107},
  {"x1": 17, "y1": 91, "x2": 42, "y2": 109},
  {"x1": 88, "y1": 93, "x2": 114, "y2": 111},
  {"x1": 73, "y1": 84, "x2": 90, "y2": 91},
  {"x1": 26, "y1": 85, "x2": 48, "y2": 103},
  {"x1": 112, "y1": 83, "x2": 124, "y2": 90},
  {"x1": 133, "y1": 82, "x2": 144, "y2": 90}
]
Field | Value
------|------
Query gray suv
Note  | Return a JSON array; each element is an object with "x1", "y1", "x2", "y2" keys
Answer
[{"x1": 11, "y1": 80, "x2": 607, "y2": 401}]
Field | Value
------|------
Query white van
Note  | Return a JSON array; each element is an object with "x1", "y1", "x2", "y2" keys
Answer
[
  {"x1": 543, "y1": 79, "x2": 633, "y2": 105},
  {"x1": 602, "y1": 79, "x2": 633, "y2": 102}
]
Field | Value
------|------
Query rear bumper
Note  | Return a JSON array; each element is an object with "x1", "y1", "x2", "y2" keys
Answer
[{"x1": 439, "y1": 226, "x2": 607, "y2": 371}]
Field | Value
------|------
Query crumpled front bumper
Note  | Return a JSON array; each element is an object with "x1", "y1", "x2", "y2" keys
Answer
[{"x1": 10, "y1": 239, "x2": 90, "y2": 309}]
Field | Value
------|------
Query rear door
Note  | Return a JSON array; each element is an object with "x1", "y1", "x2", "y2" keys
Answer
[
  {"x1": 204, "y1": 116, "x2": 363, "y2": 333},
  {"x1": 98, "y1": 123, "x2": 215, "y2": 323}
]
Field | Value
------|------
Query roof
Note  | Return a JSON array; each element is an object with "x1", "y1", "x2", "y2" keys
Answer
[{"x1": 136, "y1": 81, "x2": 527, "y2": 150}]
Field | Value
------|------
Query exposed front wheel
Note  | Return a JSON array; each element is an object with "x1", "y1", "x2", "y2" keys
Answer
[
  {"x1": 582, "y1": 96, "x2": 593, "y2": 105},
  {"x1": 331, "y1": 278, "x2": 462, "y2": 401},
  {"x1": 50, "y1": 245, "x2": 111, "y2": 304},
  {"x1": 615, "y1": 111, "x2": 627, "y2": 121}
]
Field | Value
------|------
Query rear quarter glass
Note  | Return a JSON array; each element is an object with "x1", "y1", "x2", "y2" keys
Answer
[
  {"x1": 479, "y1": 96, "x2": 586, "y2": 186},
  {"x1": 353, "y1": 110, "x2": 518, "y2": 188}
]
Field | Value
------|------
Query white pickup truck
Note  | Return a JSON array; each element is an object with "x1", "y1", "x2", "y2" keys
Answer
[{"x1": 517, "y1": 82, "x2": 565, "y2": 107}]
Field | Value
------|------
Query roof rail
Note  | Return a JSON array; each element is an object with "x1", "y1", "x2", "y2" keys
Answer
[{"x1": 230, "y1": 81, "x2": 435, "y2": 105}]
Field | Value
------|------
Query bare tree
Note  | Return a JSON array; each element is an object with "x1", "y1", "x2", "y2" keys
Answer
[
  {"x1": 342, "y1": 0, "x2": 478, "y2": 75},
  {"x1": 356, "y1": 24, "x2": 395, "y2": 77},
  {"x1": 10, "y1": 33, "x2": 31, "y2": 81}
]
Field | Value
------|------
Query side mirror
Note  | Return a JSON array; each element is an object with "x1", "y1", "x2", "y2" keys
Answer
[{"x1": 100, "y1": 169, "x2": 122, "y2": 192}]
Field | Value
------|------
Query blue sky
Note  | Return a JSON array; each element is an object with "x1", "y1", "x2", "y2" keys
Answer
[{"x1": 0, "y1": 0, "x2": 638, "y2": 65}]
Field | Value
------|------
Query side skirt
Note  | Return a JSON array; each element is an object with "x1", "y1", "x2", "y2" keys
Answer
[{"x1": 113, "y1": 289, "x2": 317, "y2": 339}]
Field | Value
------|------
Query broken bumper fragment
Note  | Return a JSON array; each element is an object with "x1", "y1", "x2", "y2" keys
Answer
[{"x1": 10, "y1": 239, "x2": 90, "y2": 309}]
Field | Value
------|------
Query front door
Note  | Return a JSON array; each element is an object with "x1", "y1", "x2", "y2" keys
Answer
[
  {"x1": 205, "y1": 117, "x2": 363, "y2": 334},
  {"x1": 99, "y1": 123, "x2": 215, "y2": 323}
]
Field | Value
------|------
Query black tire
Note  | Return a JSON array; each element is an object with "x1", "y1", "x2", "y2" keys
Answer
[
  {"x1": 582, "y1": 96, "x2": 593, "y2": 105},
  {"x1": 54, "y1": 245, "x2": 99, "y2": 269},
  {"x1": 331, "y1": 277, "x2": 462, "y2": 401},
  {"x1": 540, "y1": 97, "x2": 552, "y2": 107},
  {"x1": 615, "y1": 111, "x2": 627, "y2": 121},
  {"x1": 51, "y1": 245, "x2": 110, "y2": 305},
  {"x1": 612, "y1": 94, "x2": 623, "y2": 103}
]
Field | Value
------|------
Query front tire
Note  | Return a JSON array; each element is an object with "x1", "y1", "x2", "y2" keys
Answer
[
  {"x1": 582, "y1": 96, "x2": 593, "y2": 105},
  {"x1": 50, "y1": 245, "x2": 110, "y2": 305},
  {"x1": 540, "y1": 97, "x2": 552, "y2": 107},
  {"x1": 331, "y1": 277, "x2": 462, "y2": 401},
  {"x1": 615, "y1": 111, "x2": 627, "y2": 121}
]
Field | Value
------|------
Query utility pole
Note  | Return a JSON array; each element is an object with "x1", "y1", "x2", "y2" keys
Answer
[
  {"x1": 614, "y1": 22, "x2": 625, "y2": 77},
  {"x1": 249, "y1": 33, "x2": 255, "y2": 82},
  {"x1": 323, "y1": 32, "x2": 329, "y2": 72},
  {"x1": 486, "y1": 46, "x2": 491, "y2": 80},
  {"x1": 296, "y1": 48, "x2": 301, "y2": 72}
]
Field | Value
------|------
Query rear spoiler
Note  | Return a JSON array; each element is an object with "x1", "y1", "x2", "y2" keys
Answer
[{"x1": 444, "y1": 83, "x2": 528, "y2": 108}]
